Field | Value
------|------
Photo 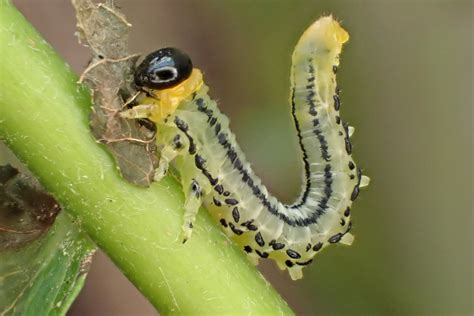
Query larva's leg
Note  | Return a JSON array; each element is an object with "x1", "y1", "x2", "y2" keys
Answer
[
  {"x1": 154, "y1": 145, "x2": 178, "y2": 181},
  {"x1": 181, "y1": 179, "x2": 202, "y2": 243},
  {"x1": 154, "y1": 129, "x2": 187, "y2": 181},
  {"x1": 119, "y1": 104, "x2": 155, "y2": 119}
]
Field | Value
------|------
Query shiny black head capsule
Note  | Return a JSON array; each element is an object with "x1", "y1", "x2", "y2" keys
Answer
[{"x1": 134, "y1": 47, "x2": 193, "y2": 90}]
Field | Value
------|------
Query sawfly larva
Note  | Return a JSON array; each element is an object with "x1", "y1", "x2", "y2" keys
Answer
[{"x1": 121, "y1": 15, "x2": 369, "y2": 280}]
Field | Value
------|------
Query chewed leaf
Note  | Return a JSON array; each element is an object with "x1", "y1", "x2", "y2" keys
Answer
[
  {"x1": 0, "y1": 163, "x2": 97, "y2": 315},
  {"x1": 72, "y1": 0, "x2": 158, "y2": 186}
]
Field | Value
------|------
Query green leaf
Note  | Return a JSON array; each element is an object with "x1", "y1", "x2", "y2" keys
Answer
[{"x1": 0, "y1": 212, "x2": 96, "y2": 316}]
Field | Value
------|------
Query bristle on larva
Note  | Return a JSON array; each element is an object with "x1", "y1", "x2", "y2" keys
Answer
[{"x1": 121, "y1": 15, "x2": 368, "y2": 280}]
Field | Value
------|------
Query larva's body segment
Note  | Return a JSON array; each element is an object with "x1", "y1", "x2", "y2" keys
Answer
[{"x1": 121, "y1": 16, "x2": 369, "y2": 280}]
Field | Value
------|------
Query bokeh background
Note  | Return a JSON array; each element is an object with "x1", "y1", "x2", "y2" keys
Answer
[{"x1": 5, "y1": 0, "x2": 472, "y2": 315}]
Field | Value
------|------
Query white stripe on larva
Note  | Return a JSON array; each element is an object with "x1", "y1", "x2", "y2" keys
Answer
[{"x1": 148, "y1": 16, "x2": 368, "y2": 280}]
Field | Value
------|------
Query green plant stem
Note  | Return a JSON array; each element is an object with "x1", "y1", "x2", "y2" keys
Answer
[{"x1": 0, "y1": 1, "x2": 294, "y2": 315}]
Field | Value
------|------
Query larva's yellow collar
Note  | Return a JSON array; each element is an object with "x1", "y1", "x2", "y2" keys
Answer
[{"x1": 135, "y1": 68, "x2": 203, "y2": 123}]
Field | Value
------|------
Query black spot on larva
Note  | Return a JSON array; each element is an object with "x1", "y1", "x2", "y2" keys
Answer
[
  {"x1": 339, "y1": 131, "x2": 344, "y2": 136},
  {"x1": 312, "y1": 242, "x2": 323, "y2": 251},
  {"x1": 242, "y1": 220, "x2": 258, "y2": 231},
  {"x1": 350, "y1": 174, "x2": 355, "y2": 180},
  {"x1": 229, "y1": 222, "x2": 243, "y2": 235},
  {"x1": 285, "y1": 260, "x2": 294, "y2": 268},
  {"x1": 351, "y1": 168, "x2": 362, "y2": 201},
  {"x1": 194, "y1": 155, "x2": 218, "y2": 186},
  {"x1": 195, "y1": 154, "x2": 206, "y2": 168},
  {"x1": 335, "y1": 86, "x2": 341, "y2": 95},
  {"x1": 306, "y1": 243, "x2": 312, "y2": 252},
  {"x1": 329, "y1": 233, "x2": 343, "y2": 243},
  {"x1": 219, "y1": 218, "x2": 227, "y2": 227},
  {"x1": 270, "y1": 240, "x2": 285, "y2": 250},
  {"x1": 213, "y1": 197, "x2": 222, "y2": 207},
  {"x1": 344, "y1": 207, "x2": 351, "y2": 217},
  {"x1": 233, "y1": 158, "x2": 243, "y2": 170},
  {"x1": 296, "y1": 259, "x2": 313, "y2": 266},
  {"x1": 195, "y1": 98, "x2": 205, "y2": 108},
  {"x1": 174, "y1": 116, "x2": 196, "y2": 154},
  {"x1": 345, "y1": 137, "x2": 352, "y2": 154},
  {"x1": 342, "y1": 122, "x2": 352, "y2": 154},
  {"x1": 335, "y1": 116, "x2": 341, "y2": 124},
  {"x1": 248, "y1": 224, "x2": 258, "y2": 231},
  {"x1": 286, "y1": 249, "x2": 301, "y2": 259},
  {"x1": 189, "y1": 222, "x2": 193, "y2": 228},
  {"x1": 244, "y1": 245, "x2": 252, "y2": 253},
  {"x1": 340, "y1": 218, "x2": 346, "y2": 226},
  {"x1": 333, "y1": 94, "x2": 341, "y2": 111},
  {"x1": 255, "y1": 232, "x2": 265, "y2": 247},
  {"x1": 217, "y1": 132, "x2": 227, "y2": 145},
  {"x1": 225, "y1": 198, "x2": 238, "y2": 206},
  {"x1": 232, "y1": 207, "x2": 240, "y2": 223},
  {"x1": 188, "y1": 142, "x2": 196, "y2": 155},
  {"x1": 228, "y1": 150, "x2": 237, "y2": 163},
  {"x1": 351, "y1": 186, "x2": 360, "y2": 201},
  {"x1": 172, "y1": 134, "x2": 182, "y2": 149},
  {"x1": 190, "y1": 180, "x2": 201, "y2": 197},
  {"x1": 174, "y1": 116, "x2": 188, "y2": 131},
  {"x1": 215, "y1": 123, "x2": 221, "y2": 134},
  {"x1": 209, "y1": 117, "x2": 217, "y2": 126},
  {"x1": 256, "y1": 250, "x2": 269, "y2": 258},
  {"x1": 348, "y1": 161, "x2": 355, "y2": 170},
  {"x1": 223, "y1": 191, "x2": 230, "y2": 197},
  {"x1": 214, "y1": 184, "x2": 224, "y2": 194},
  {"x1": 332, "y1": 65, "x2": 338, "y2": 74}
]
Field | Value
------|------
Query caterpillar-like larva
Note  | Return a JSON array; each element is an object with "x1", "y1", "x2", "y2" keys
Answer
[{"x1": 121, "y1": 15, "x2": 369, "y2": 280}]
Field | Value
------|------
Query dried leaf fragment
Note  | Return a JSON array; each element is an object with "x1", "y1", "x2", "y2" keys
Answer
[{"x1": 72, "y1": 0, "x2": 158, "y2": 186}]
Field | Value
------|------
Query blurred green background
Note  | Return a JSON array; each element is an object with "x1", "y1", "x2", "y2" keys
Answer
[{"x1": 4, "y1": 0, "x2": 472, "y2": 315}]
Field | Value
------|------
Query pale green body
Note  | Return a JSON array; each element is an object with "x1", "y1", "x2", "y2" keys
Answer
[{"x1": 125, "y1": 16, "x2": 369, "y2": 280}]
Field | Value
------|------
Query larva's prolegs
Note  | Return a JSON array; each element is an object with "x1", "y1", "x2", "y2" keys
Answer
[
  {"x1": 340, "y1": 232, "x2": 354, "y2": 245},
  {"x1": 123, "y1": 16, "x2": 368, "y2": 280},
  {"x1": 181, "y1": 179, "x2": 203, "y2": 243},
  {"x1": 288, "y1": 266, "x2": 303, "y2": 281},
  {"x1": 154, "y1": 145, "x2": 178, "y2": 181},
  {"x1": 360, "y1": 175, "x2": 371, "y2": 188}
]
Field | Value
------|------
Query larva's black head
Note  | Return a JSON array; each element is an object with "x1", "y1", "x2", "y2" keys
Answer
[{"x1": 134, "y1": 47, "x2": 193, "y2": 90}]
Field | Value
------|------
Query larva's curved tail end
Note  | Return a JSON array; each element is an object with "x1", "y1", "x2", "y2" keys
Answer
[{"x1": 295, "y1": 15, "x2": 349, "y2": 57}]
